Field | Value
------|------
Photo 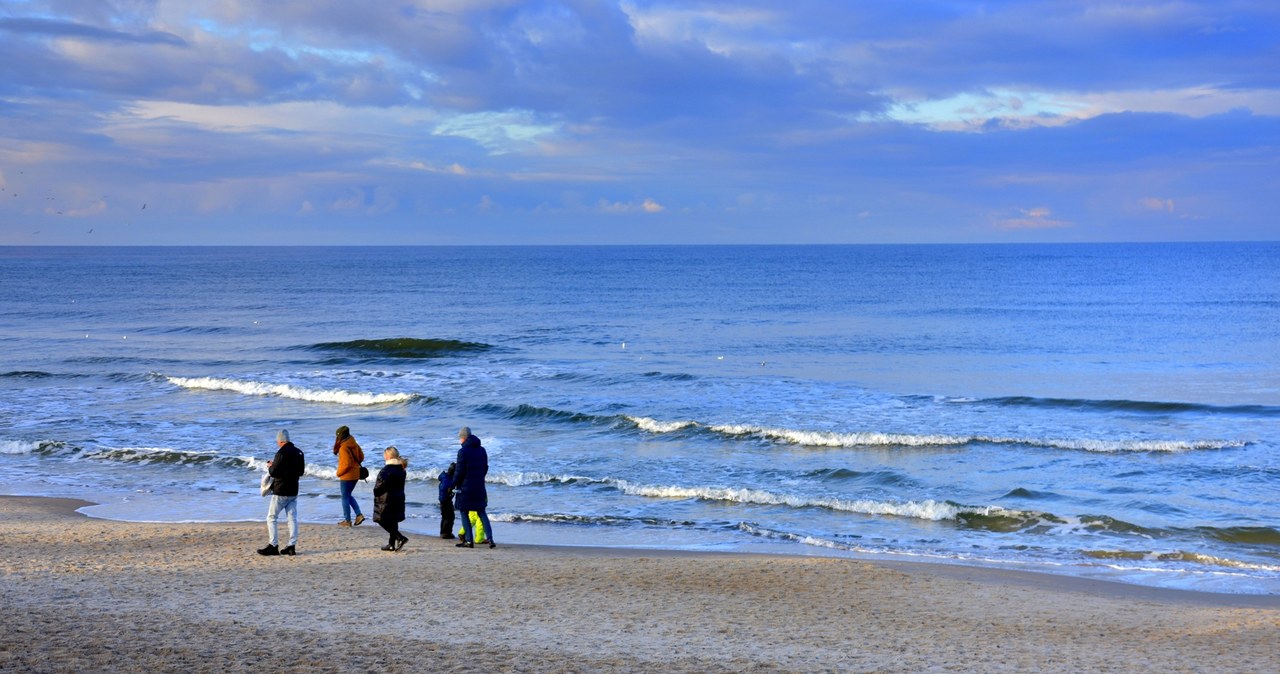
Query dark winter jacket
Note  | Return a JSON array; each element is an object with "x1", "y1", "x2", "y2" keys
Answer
[
  {"x1": 438, "y1": 466, "x2": 455, "y2": 502},
  {"x1": 268, "y1": 442, "x2": 306, "y2": 497},
  {"x1": 373, "y1": 461, "x2": 406, "y2": 523},
  {"x1": 452, "y1": 435, "x2": 489, "y2": 512}
]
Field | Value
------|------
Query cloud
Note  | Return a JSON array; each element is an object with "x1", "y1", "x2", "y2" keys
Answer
[
  {"x1": 996, "y1": 207, "x2": 1072, "y2": 230},
  {"x1": 0, "y1": 1, "x2": 1277, "y2": 244},
  {"x1": 0, "y1": 18, "x2": 187, "y2": 46},
  {"x1": 596, "y1": 197, "x2": 666, "y2": 214}
]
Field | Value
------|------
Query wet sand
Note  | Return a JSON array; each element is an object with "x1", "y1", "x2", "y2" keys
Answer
[{"x1": 0, "y1": 496, "x2": 1276, "y2": 673}]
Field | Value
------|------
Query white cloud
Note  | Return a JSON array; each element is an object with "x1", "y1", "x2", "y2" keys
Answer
[
  {"x1": 596, "y1": 197, "x2": 666, "y2": 214},
  {"x1": 432, "y1": 110, "x2": 558, "y2": 154},
  {"x1": 995, "y1": 207, "x2": 1072, "y2": 230},
  {"x1": 122, "y1": 100, "x2": 440, "y2": 135},
  {"x1": 880, "y1": 86, "x2": 1280, "y2": 132}
]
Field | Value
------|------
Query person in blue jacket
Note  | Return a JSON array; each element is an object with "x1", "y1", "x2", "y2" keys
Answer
[
  {"x1": 453, "y1": 426, "x2": 495, "y2": 549},
  {"x1": 438, "y1": 462, "x2": 456, "y2": 539}
]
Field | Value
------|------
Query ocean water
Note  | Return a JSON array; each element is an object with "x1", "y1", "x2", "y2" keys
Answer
[{"x1": 1, "y1": 243, "x2": 1277, "y2": 594}]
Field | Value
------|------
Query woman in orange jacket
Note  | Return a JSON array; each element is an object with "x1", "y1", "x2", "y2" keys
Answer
[{"x1": 333, "y1": 425, "x2": 365, "y2": 526}]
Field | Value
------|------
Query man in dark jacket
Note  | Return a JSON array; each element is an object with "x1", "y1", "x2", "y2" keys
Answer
[
  {"x1": 259, "y1": 429, "x2": 306, "y2": 556},
  {"x1": 453, "y1": 426, "x2": 495, "y2": 549}
]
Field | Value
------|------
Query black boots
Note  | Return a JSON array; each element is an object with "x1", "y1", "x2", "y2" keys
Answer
[{"x1": 258, "y1": 544, "x2": 295, "y2": 556}]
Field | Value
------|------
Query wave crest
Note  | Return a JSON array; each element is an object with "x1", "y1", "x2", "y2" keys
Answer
[
  {"x1": 1, "y1": 370, "x2": 55, "y2": 379},
  {"x1": 0, "y1": 440, "x2": 65, "y2": 455},
  {"x1": 967, "y1": 395, "x2": 1280, "y2": 417},
  {"x1": 165, "y1": 376, "x2": 419, "y2": 406},
  {"x1": 307, "y1": 337, "x2": 491, "y2": 359},
  {"x1": 1083, "y1": 550, "x2": 1280, "y2": 572},
  {"x1": 624, "y1": 416, "x2": 1244, "y2": 453}
]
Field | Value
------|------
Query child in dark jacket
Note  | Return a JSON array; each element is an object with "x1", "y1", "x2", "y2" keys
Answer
[{"x1": 438, "y1": 462, "x2": 456, "y2": 539}]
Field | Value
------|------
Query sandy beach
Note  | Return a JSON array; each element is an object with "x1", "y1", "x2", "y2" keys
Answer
[{"x1": 0, "y1": 496, "x2": 1275, "y2": 673}]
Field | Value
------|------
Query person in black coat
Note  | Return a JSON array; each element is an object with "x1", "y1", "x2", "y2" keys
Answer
[
  {"x1": 438, "y1": 462, "x2": 456, "y2": 539},
  {"x1": 453, "y1": 426, "x2": 495, "y2": 549},
  {"x1": 259, "y1": 429, "x2": 305, "y2": 557},
  {"x1": 373, "y1": 446, "x2": 409, "y2": 551}
]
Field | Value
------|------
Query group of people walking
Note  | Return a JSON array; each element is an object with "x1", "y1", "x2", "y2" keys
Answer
[{"x1": 258, "y1": 425, "x2": 495, "y2": 556}]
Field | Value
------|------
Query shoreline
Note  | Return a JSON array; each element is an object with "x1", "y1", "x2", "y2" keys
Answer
[
  {"x1": 29, "y1": 494, "x2": 1280, "y2": 609},
  {"x1": 64, "y1": 494, "x2": 1279, "y2": 609},
  {"x1": 2, "y1": 495, "x2": 1277, "y2": 673}
]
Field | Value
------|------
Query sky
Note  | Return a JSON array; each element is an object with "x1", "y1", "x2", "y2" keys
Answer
[{"x1": 0, "y1": 0, "x2": 1277, "y2": 245}]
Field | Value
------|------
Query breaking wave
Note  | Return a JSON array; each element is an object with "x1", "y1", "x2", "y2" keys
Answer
[
  {"x1": 85, "y1": 446, "x2": 254, "y2": 469},
  {"x1": 486, "y1": 471, "x2": 1017, "y2": 523},
  {"x1": 0, "y1": 439, "x2": 67, "y2": 455},
  {"x1": 164, "y1": 375, "x2": 421, "y2": 406},
  {"x1": 443, "y1": 403, "x2": 1243, "y2": 455},
  {"x1": 622, "y1": 416, "x2": 1244, "y2": 453},
  {"x1": 1083, "y1": 550, "x2": 1280, "y2": 573}
]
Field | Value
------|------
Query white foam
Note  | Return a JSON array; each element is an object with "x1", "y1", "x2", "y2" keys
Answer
[
  {"x1": 627, "y1": 416, "x2": 1242, "y2": 453},
  {"x1": 489, "y1": 471, "x2": 603, "y2": 487},
  {"x1": 0, "y1": 440, "x2": 48, "y2": 454},
  {"x1": 1040, "y1": 438, "x2": 1245, "y2": 453},
  {"x1": 611, "y1": 478, "x2": 997, "y2": 521},
  {"x1": 166, "y1": 376, "x2": 417, "y2": 406},
  {"x1": 626, "y1": 416, "x2": 697, "y2": 433},
  {"x1": 710, "y1": 424, "x2": 974, "y2": 447}
]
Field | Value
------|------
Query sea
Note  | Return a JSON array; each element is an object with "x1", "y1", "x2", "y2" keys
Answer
[{"x1": 1, "y1": 243, "x2": 1277, "y2": 594}]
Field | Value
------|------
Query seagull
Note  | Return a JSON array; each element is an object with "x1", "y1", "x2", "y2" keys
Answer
[
  {"x1": 87, "y1": 228, "x2": 93, "y2": 234},
  {"x1": 141, "y1": 203, "x2": 146, "y2": 210}
]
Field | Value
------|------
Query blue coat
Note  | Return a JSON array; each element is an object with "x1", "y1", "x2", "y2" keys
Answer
[
  {"x1": 438, "y1": 468, "x2": 455, "y2": 502},
  {"x1": 453, "y1": 435, "x2": 489, "y2": 511}
]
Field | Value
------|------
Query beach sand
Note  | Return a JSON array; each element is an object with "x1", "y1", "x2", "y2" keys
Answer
[{"x1": 0, "y1": 496, "x2": 1276, "y2": 673}]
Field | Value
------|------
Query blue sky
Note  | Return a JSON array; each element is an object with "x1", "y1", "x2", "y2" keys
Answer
[{"x1": 1, "y1": 1, "x2": 1277, "y2": 245}]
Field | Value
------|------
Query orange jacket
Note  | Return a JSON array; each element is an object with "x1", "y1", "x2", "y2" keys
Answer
[{"x1": 335, "y1": 436, "x2": 365, "y2": 481}]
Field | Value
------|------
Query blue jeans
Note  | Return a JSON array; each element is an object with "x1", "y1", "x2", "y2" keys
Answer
[
  {"x1": 267, "y1": 495, "x2": 298, "y2": 547},
  {"x1": 461, "y1": 508, "x2": 494, "y2": 544},
  {"x1": 340, "y1": 480, "x2": 362, "y2": 521}
]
